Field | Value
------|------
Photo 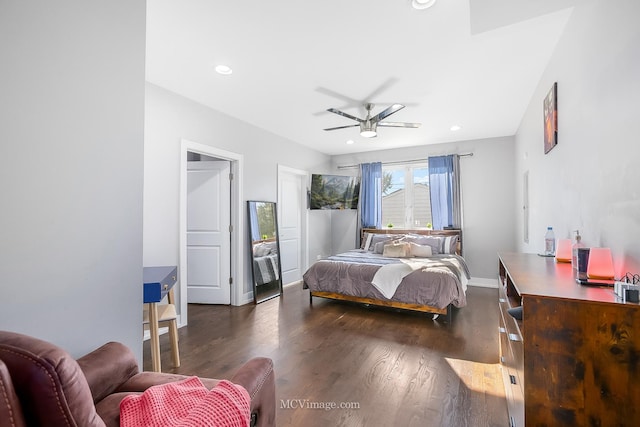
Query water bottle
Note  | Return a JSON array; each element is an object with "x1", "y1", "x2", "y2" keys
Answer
[
  {"x1": 571, "y1": 230, "x2": 584, "y2": 271},
  {"x1": 544, "y1": 227, "x2": 555, "y2": 255}
]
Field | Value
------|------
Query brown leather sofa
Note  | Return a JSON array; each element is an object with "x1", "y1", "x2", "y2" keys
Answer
[{"x1": 0, "y1": 331, "x2": 275, "y2": 427}]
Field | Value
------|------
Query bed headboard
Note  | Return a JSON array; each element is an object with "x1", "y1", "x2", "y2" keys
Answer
[{"x1": 361, "y1": 228, "x2": 463, "y2": 256}]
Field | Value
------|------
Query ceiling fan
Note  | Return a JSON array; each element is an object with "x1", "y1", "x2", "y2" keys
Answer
[{"x1": 324, "y1": 103, "x2": 421, "y2": 138}]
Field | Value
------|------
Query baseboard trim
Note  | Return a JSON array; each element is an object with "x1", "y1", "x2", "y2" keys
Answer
[{"x1": 468, "y1": 277, "x2": 499, "y2": 288}]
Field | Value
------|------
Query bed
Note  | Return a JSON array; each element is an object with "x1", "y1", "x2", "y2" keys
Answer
[
  {"x1": 251, "y1": 240, "x2": 280, "y2": 285},
  {"x1": 302, "y1": 228, "x2": 469, "y2": 323}
]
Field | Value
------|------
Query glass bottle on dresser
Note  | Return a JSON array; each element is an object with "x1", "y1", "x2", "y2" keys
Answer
[
  {"x1": 544, "y1": 227, "x2": 555, "y2": 256},
  {"x1": 571, "y1": 230, "x2": 584, "y2": 272}
]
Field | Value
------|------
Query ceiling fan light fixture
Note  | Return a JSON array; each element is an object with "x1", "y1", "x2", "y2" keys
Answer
[
  {"x1": 325, "y1": 103, "x2": 418, "y2": 138},
  {"x1": 359, "y1": 121, "x2": 377, "y2": 138},
  {"x1": 412, "y1": 0, "x2": 437, "y2": 10}
]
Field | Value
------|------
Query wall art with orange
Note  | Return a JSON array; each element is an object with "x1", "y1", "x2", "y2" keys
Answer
[{"x1": 543, "y1": 82, "x2": 558, "y2": 154}]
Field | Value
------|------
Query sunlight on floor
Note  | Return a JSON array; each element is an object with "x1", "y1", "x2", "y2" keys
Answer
[{"x1": 445, "y1": 357, "x2": 506, "y2": 397}]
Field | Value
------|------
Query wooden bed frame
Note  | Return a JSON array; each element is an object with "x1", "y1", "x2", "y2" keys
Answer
[{"x1": 309, "y1": 228, "x2": 463, "y2": 323}]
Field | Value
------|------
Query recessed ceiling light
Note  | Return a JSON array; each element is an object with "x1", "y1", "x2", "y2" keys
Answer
[
  {"x1": 450, "y1": 125, "x2": 462, "y2": 131},
  {"x1": 346, "y1": 140, "x2": 355, "y2": 145},
  {"x1": 412, "y1": 0, "x2": 437, "y2": 10},
  {"x1": 215, "y1": 65, "x2": 233, "y2": 75}
]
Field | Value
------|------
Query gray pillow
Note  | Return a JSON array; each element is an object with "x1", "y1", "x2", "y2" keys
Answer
[
  {"x1": 406, "y1": 235, "x2": 459, "y2": 254},
  {"x1": 368, "y1": 235, "x2": 398, "y2": 251},
  {"x1": 442, "y1": 235, "x2": 459, "y2": 254},
  {"x1": 409, "y1": 236, "x2": 443, "y2": 254},
  {"x1": 373, "y1": 241, "x2": 386, "y2": 254},
  {"x1": 374, "y1": 239, "x2": 403, "y2": 254}
]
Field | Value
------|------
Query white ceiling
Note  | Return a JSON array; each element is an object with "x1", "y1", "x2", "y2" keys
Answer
[{"x1": 146, "y1": 0, "x2": 580, "y2": 155}]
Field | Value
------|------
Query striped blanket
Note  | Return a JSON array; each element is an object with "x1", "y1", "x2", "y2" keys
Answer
[{"x1": 253, "y1": 254, "x2": 280, "y2": 285}]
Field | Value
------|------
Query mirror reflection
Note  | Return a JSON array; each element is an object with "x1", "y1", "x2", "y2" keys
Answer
[{"x1": 247, "y1": 201, "x2": 283, "y2": 303}]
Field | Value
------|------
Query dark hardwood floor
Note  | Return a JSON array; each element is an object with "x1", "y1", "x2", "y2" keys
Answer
[{"x1": 143, "y1": 285, "x2": 508, "y2": 427}]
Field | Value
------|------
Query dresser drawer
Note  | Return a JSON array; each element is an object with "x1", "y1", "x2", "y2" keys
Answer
[{"x1": 499, "y1": 276, "x2": 525, "y2": 427}]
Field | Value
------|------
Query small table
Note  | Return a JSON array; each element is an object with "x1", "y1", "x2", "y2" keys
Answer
[{"x1": 143, "y1": 266, "x2": 178, "y2": 372}]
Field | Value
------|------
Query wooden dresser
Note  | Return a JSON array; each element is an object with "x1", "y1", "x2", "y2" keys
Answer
[{"x1": 497, "y1": 252, "x2": 640, "y2": 427}]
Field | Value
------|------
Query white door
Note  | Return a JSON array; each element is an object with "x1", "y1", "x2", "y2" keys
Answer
[
  {"x1": 187, "y1": 160, "x2": 231, "y2": 304},
  {"x1": 278, "y1": 167, "x2": 307, "y2": 285}
]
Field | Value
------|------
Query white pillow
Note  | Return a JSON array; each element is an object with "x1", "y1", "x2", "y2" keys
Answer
[
  {"x1": 362, "y1": 233, "x2": 374, "y2": 251},
  {"x1": 409, "y1": 242, "x2": 433, "y2": 257},
  {"x1": 253, "y1": 243, "x2": 272, "y2": 257},
  {"x1": 382, "y1": 241, "x2": 411, "y2": 258}
]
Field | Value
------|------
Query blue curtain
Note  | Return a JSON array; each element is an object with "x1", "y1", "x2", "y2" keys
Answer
[
  {"x1": 428, "y1": 155, "x2": 461, "y2": 230},
  {"x1": 359, "y1": 162, "x2": 382, "y2": 229},
  {"x1": 249, "y1": 203, "x2": 260, "y2": 241}
]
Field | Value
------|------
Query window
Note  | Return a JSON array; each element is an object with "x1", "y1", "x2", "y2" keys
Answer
[{"x1": 381, "y1": 163, "x2": 431, "y2": 229}]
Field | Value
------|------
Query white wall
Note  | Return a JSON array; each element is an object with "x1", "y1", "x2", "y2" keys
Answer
[
  {"x1": 144, "y1": 84, "x2": 332, "y2": 304},
  {"x1": 331, "y1": 210, "x2": 359, "y2": 255},
  {"x1": 310, "y1": 211, "x2": 334, "y2": 261},
  {"x1": 514, "y1": 0, "x2": 640, "y2": 275},
  {"x1": 0, "y1": 1, "x2": 146, "y2": 358},
  {"x1": 331, "y1": 136, "x2": 517, "y2": 279}
]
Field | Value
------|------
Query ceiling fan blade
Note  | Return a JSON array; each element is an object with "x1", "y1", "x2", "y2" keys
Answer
[
  {"x1": 373, "y1": 104, "x2": 405, "y2": 122},
  {"x1": 316, "y1": 87, "x2": 362, "y2": 106},
  {"x1": 324, "y1": 124, "x2": 359, "y2": 131},
  {"x1": 378, "y1": 121, "x2": 421, "y2": 128},
  {"x1": 327, "y1": 108, "x2": 362, "y2": 122},
  {"x1": 362, "y1": 77, "x2": 399, "y2": 104}
]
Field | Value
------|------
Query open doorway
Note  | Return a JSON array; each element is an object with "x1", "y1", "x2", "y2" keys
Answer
[{"x1": 178, "y1": 139, "x2": 244, "y2": 327}]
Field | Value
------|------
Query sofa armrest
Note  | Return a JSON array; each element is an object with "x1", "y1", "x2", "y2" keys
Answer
[
  {"x1": 230, "y1": 357, "x2": 275, "y2": 427},
  {"x1": 0, "y1": 360, "x2": 27, "y2": 427},
  {"x1": 110, "y1": 357, "x2": 275, "y2": 427},
  {"x1": 77, "y1": 342, "x2": 139, "y2": 403}
]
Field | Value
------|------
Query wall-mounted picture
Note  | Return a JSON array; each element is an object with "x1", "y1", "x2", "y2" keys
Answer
[
  {"x1": 543, "y1": 82, "x2": 558, "y2": 154},
  {"x1": 310, "y1": 174, "x2": 359, "y2": 210}
]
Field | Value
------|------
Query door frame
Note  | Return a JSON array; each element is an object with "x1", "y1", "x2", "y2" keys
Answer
[
  {"x1": 180, "y1": 139, "x2": 245, "y2": 325},
  {"x1": 277, "y1": 164, "x2": 309, "y2": 285}
]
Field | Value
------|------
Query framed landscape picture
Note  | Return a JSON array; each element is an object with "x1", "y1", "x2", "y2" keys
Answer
[
  {"x1": 543, "y1": 82, "x2": 558, "y2": 154},
  {"x1": 309, "y1": 174, "x2": 359, "y2": 210}
]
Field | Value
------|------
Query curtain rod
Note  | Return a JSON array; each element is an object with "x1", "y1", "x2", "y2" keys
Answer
[{"x1": 336, "y1": 152, "x2": 473, "y2": 170}]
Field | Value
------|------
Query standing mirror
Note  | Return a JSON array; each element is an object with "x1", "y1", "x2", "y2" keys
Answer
[{"x1": 247, "y1": 201, "x2": 283, "y2": 303}]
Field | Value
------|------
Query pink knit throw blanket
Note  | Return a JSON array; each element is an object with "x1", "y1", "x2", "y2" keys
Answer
[{"x1": 120, "y1": 377, "x2": 251, "y2": 427}]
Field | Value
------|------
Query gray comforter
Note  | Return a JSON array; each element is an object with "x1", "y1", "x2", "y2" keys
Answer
[{"x1": 303, "y1": 250, "x2": 469, "y2": 309}]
